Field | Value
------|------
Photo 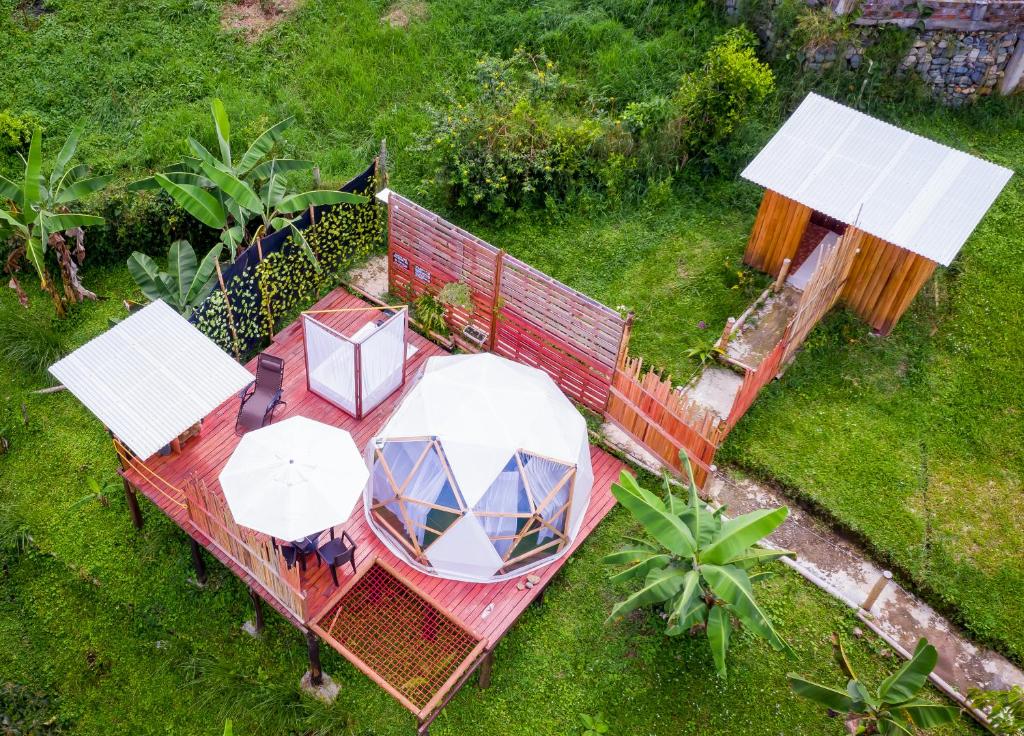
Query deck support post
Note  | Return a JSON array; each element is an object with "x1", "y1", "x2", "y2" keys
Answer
[
  {"x1": 305, "y1": 630, "x2": 323, "y2": 686},
  {"x1": 249, "y1": 588, "x2": 265, "y2": 635},
  {"x1": 189, "y1": 538, "x2": 208, "y2": 585},
  {"x1": 123, "y1": 478, "x2": 144, "y2": 530},
  {"x1": 477, "y1": 651, "x2": 494, "y2": 689}
]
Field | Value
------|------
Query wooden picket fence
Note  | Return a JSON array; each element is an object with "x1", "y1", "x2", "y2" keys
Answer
[
  {"x1": 387, "y1": 193, "x2": 629, "y2": 413},
  {"x1": 183, "y1": 475, "x2": 307, "y2": 621},
  {"x1": 725, "y1": 325, "x2": 790, "y2": 429},
  {"x1": 606, "y1": 357, "x2": 728, "y2": 488}
]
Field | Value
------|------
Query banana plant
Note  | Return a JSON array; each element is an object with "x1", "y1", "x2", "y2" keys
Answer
[
  {"x1": 131, "y1": 99, "x2": 367, "y2": 263},
  {"x1": 126, "y1": 240, "x2": 222, "y2": 317},
  {"x1": 604, "y1": 452, "x2": 794, "y2": 678},
  {"x1": 788, "y1": 636, "x2": 960, "y2": 734},
  {"x1": 0, "y1": 125, "x2": 111, "y2": 316}
]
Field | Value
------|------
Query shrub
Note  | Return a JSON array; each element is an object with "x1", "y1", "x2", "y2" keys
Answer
[
  {"x1": 0, "y1": 110, "x2": 33, "y2": 155},
  {"x1": 672, "y1": 28, "x2": 775, "y2": 161},
  {"x1": 0, "y1": 308, "x2": 68, "y2": 376},
  {"x1": 421, "y1": 49, "x2": 605, "y2": 215}
]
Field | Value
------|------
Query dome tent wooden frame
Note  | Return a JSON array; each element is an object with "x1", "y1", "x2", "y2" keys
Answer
[{"x1": 368, "y1": 437, "x2": 578, "y2": 577}]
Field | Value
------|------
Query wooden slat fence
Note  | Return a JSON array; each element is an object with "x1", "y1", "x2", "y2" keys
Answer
[
  {"x1": 182, "y1": 475, "x2": 307, "y2": 621},
  {"x1": 782, "y1": 228, "x2": 859, "y2": 366},
  {"x1": 388, "y1": 193, "x2": 501, "y2": 351},
  {"x1": 495, "y1": 256, "x2": 626, "y2": 413},
  {"x1": 725, "y1": 325, "x2": 790, "y2": 429},
  {"x1": 606, "y1": 357, "x2": 727, "y2": 488},
  {"x1": 386, "y1": 193, "x2": 628, "y2": 413}
]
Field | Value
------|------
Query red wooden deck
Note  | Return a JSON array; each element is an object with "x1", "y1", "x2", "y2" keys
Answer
[{"x1": 119, "y1": 286, "x2": 624, "y2": 724}]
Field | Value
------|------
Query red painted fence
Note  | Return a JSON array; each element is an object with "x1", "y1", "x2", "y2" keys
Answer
[{"x1": 387, "y1": 193, "x2": 628, "y2": 413}]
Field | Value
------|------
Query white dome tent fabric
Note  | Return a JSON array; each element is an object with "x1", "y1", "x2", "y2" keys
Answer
[{"x1": 363, "y1": 353, "x2": 594, "y2": 583}]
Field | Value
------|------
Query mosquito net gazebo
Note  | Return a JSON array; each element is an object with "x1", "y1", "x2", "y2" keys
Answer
[
  {"x1": 363, "y1": 353, "x2": 594, "y2": 582},
  {"x1": 302, "y1": 307, "x2": 408, "y2": 419}
]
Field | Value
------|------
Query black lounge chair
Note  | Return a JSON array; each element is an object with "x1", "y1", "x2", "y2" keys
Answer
[
  {"x1": 235, "y1": 354, "x2": 285, "y2": 435},
  {"x1": 318, "y1": 530, "x2": 357, "y2": 586}
]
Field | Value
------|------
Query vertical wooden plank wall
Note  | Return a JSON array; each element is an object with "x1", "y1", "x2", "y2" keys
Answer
[
  {"x1": 840, "y1": 229, "x2": 938, "y2": 335},
  {"x1": 386, "y1": 194, "x2": 627, "y2": 413},
  {"x1": 744, "y1": 190, "x2": 813, "y2": 277},
  {"x1": 387, "y1": 194, "x2": 502, "y2": 344},
  {"x1": 495, "y1": 256, "x2": 626, "y2": 413}
]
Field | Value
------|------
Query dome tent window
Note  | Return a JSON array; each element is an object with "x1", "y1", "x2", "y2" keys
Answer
[{"x1": 363, "y1": 354, "x2": 593, "y2": 583}]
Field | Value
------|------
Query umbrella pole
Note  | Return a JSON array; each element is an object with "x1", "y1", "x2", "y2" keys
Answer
[{"x1": 249, "y1": 588, "x2": 265, "y2": 635}]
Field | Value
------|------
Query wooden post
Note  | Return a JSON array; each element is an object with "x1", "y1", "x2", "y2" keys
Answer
[
  {"x1": 488, "y1": 250, "x2": 506, "y2": 353},
  {"x1": 215, "y1": 260, "x2": 241, "y2": 361},
  {"x1": 249, "y1": 587, "x2": 265, "y2": 634},
  {"x1": 774, "y1": 258, "x2": 792, "y2": 291},
  {"x1": 190, "y1": 538, "x2": 208, "y2": 585},
  {"x1": 717, "y1": 317, "x2": 736, "y2": 351},
  {"x1": 477, "y1": 651, "x2": 494, "y2": 689},
  {"x1": 123, "y1": 477, "x2": 144, "y2": 530},
  {"x1": 614, "y1": 311, "x2": 635, "y2": 371},
  {"x1": 305, "y1": 630, "x2": 323, "y2": 685}
]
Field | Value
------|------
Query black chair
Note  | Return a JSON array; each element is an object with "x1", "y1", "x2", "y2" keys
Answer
[
  {"x1": 279, "y1": 534, "x2": 322, "y2": 573},
  {"x1": 235, "y1": 354, "x2": 286, "y2": 436},
  {"x1": 317, "y1": 530, "x2": 358, "y2": 585}
]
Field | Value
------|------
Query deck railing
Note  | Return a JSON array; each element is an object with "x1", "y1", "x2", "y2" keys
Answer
[{"x1": 181, "y1": 475, "x2": 308, "y2": 622}]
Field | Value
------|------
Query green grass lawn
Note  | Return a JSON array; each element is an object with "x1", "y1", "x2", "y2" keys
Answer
[
  {"x1": 0, "y1": 272, "x2": 975, "y2": 734},
  {"x1": 0, "y1": 0, "x2": 1020, "y2": 730}
]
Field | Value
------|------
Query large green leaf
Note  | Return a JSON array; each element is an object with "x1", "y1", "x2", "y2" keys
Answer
[
  {"x1": 186, "y1": 243, "x2": 223, "y2": 306},
  {"x1": 707, "y1": 605, "x2": 732, "y2": 679},
  {"x1": 0, "y1": 174, "x2": 21, "y2": 205},
  {"x1": 237, "y1": 117, "x2": 295, "y2": 174},
  {"x1": 611, "y1": 473, "x2": 696, "y2": 557},
  {"x1": 701, "y1": 507, "x2": 789, "y2": 565},
  {"x1": 23, "y1": 127, "x2": 43, "y2": 209},
  {"x1": 723, "y1": 547, "x2": 795, "y2": 570},
  {"x1": 666, "y1": 569, "x2": 702, "y2": 631},
  {"x1": 896, "y1": 698, "x2": 959, "y2": 728},
  {"x1": 127, "y1": 252, "x2": 172, "y2": 303},
  {"x1": 43, "y1": 213, "x2": 104, "y2": 231},
  {"x1": 188, "y1": 137, "x2": 229, "y2": 172},
  {"x1": 129, "y1": 171, "x2": 212, "y2": 192},
  {"x1": 25, "y1": 234, "x2": 47, "y2": 283},
  {"x1": 878, "y1": 639, "x2": 937, "y2": 704},
  {"x1": 247, "y1": 158, "x2": 313, "y2": 180},
  {"x1": 274, "y1": 189, "x2": 367, "y2": 213},
  {"x1": 0, "y1": 207, "x2": 28, "y2": 233},
  {"x1": 608, "y1": 552, "x2": 671, "y2": 584},
  {"x1": 166, "y1": 240, "x2": 198, "y2": 307},
  {"x1": 55, "y1": 175, "x2": 112, "y2": 204},
  {"x1": 201, "y1": 162, "x2": 262, "y2": 213},
  {"x1": 155, "y1": 174, "x2": 226, "y2": 229},
  {"x1": 878, "y1": 718, "x2": 915, "y2": 735},
  {"x1": 607, "y1": 567, "x2": 688, "y2": 623},
  {"x1": 210, "y1": 98, "x2": 232, "y2": 167},
  {"x1": 679, "y1": 479, "x2": 720, "y2": 548},
  {"x1": 702, "y1": 564, "x2": 788, "y2": 651},
  {"x1": 787, "y1": 674, "x2": 856, "y2": 712},
  {"x1": 50, "y1": 124, "x2": 82, "y2": 188}
]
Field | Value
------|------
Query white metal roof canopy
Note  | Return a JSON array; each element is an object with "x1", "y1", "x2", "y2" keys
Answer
[
  {"x1": 49, "y1": 300, "x2": 254, "y2": 459},
  {"x1": 741, "y1": 93, "x2": 1013, "y2": 266}
]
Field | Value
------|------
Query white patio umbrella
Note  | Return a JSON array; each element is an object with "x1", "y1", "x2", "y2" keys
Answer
[{"x1": 219, "y1": 415, "x2": 369, "y2": 541}]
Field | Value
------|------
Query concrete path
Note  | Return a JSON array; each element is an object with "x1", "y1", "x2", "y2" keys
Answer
[{"x1": 602, "y1": 422, "x2": 1024, "y2": 725}]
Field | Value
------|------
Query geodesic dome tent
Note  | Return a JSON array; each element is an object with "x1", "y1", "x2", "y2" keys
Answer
[
  {"x1": 302, "y1": 307, "x2": 408, "y2": 419},
  {"x1": 364, "y1": 353, "x2": 593, "y2": 582}
]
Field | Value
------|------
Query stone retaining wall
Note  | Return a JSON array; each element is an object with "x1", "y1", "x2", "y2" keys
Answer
[{"x1": 898, "y1": 30, "x2": 1020, "y2": 102}]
